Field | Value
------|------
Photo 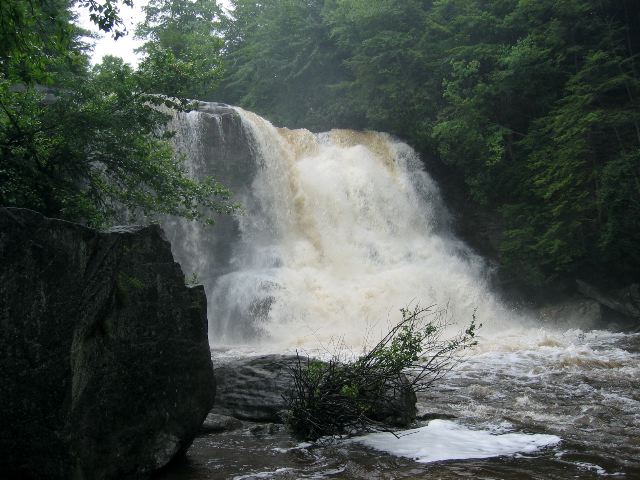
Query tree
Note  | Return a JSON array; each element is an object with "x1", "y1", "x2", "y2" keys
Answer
[
  {"x1": 497, "y1": 0, "x2": 640, "y2": 285},
  {"x1": 1, "y1": 56, "x2": 237, "y2": 227},
  {"x1": 77, "y1": 0, "x2": 134, "y2": 39},
  {"x1": 324, "y1": 0, "x2": 443, "y2": 144},
  {"x1": 136, "y1": 0, "x2": 225, "y2": 99},
  {"x1": 1, "y1": 0, "x2": 237, "y2": 228},
  {"x1": 218, "y1": 0, "x2": 353, "y2": 130},
  {"x1": 0, "y1": 0, "x2": 136, "y2": 82}
]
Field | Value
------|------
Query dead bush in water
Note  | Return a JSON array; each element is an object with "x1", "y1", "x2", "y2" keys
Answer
[{"x1": 284, "y1": 304, "x2": 479, "y2": 440}]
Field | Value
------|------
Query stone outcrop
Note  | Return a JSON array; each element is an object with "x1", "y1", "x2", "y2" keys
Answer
[
  {"x1": 539, "y1": 298, "x2": 603, "y2": 331},
  {"x1": 161, "y1": 103, "x2": 259, "y2": 340},
  {"x1": 0, "y1": 208, "x2": 215, "y2": 480},
  {"x1": 200, "y1": 413, "x2": 243, "y2": 434},
  {"x1": 212, "y1": 355, "x2": 301, "y2": 422},
  {"x1": 577, "y1": 280, "x2": 640, "y2": 324},
  {"x1": 211, "y1": 355, "x2": 417, "y2": 426},
  {"x1": 368, "y1": 376, "x2": 418, "y2": 427},
  {"x1": 163, "y1": 103, "x2": 257, "y2": 288}
]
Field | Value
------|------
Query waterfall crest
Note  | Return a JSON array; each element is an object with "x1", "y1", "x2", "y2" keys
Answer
[{"x1": 165, "y1": 104, "x2": 515, "y2": 349}]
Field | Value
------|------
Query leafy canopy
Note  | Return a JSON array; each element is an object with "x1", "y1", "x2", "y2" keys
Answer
[
  {"x1": 216, "y1": 0, "x2": 640, "y2": 290},
  {"x1": 1, "y1": 0, "x2": 237, "y2": 228},
  {"x1": 136, "y1": 0, "x2": 225, "y2": 100}
]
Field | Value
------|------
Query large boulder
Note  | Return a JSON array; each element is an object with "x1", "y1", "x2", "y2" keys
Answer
[
  {"x1": 0, "y1": 208, "x2": 215, "y2": 479},
  {"x1": 212, "y1": 355, "x2": 416, "y2": 426}
]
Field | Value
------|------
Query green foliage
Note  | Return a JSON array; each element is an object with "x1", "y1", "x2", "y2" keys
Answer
[
  {"x1": 1, "y1": 56, "x2": 236, "y2": 227},
  {"x1": 1, "y1": 0, "x2": 236, "y2": 228},
  {"x1": 77, "y1": 0, "x2": 134, "y2": 39},
  {"x1": 217, "y1": 0, "x2": 355, "y2": 130},
  {"x1": 323, "y1": 0, "x2": 436, "y2": 137},
  {"x1": 218, "y1": 0, "x2": 640, "y2": 289},
  {"x1": 116, "y1": 272, "x2": 145, "y2": 306},
  {"x1": 499, "y1": 6, "x2": 640, "y2": 284},
  {"x1": 119, "y1": 273, "x2": 144, "y2": 291},
  {"x1": 185, "y1": 271, "x2": 200, "y2": 286},
  {"x1": 285, "y1": 305, "x2": 479, "y2": 440},
  {"x1": 1, "y1": 0, "x2": 132, "y2": 82},
  {"x1": 136, "y1": 0, "x2": 225, "y2": 99}
]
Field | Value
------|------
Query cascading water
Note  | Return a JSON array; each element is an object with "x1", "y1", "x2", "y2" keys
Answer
[
  {"x1": 158, "y1": 104, "x2": 639, "y2": 479},
  {"x1": 167, "y1": 105, "x2": 514, "y2": 349}
]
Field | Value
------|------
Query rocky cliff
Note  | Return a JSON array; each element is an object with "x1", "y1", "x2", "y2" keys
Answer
[
  {"x1": 162, "y1": 103, "x2": 256, "y2": 288},
  {"x1": 0, "y1": 208, "x2": 215, "y2": 479}
]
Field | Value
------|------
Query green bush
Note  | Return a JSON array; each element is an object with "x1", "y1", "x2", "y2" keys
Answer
[{"x1": 284, "y1": 304, "x2": 479, "y2": 440}]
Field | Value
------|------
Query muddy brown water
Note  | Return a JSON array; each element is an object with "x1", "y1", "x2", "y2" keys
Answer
[{"x1": 155, "y1": 329, "x2": 640, "y2": 479}]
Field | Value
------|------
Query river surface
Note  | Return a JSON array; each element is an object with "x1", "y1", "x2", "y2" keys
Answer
[
  {"x1": 159, "y1": 104, "x2": 639, "y2": 478},
  {"x1": 156, "y1": 328, "x2": 640, "y2": 480}
]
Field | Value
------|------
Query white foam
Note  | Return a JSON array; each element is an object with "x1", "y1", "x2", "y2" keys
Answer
[
  {"x1": 232, "y1": 467, "x2": 293, "y2": 479},
  {"x1": 353, "y1": 420, "x2": 560, "y2": 463},
  {"x1": 205, "y1": 108, "x2": 515, "y2": 348},
  {"x1": 271, "y1": 442, "x2": 313, "y2": 453},
  {"x1": 574, "y1": 462, "x2": 625, "y2": 476}
]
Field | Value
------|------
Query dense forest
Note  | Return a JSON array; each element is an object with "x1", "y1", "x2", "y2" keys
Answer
[{"x1": 1, "y1": 0, "x2": 639, "y2": 296}]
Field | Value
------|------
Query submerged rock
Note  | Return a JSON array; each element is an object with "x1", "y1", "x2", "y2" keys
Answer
[
  {"x1": 212, "y1": 355, "x2": 416, "y2": 426},
  {"x1": 200, "y1": 413, "x2": 243, "y2": 434},
  {"x1": 0, "y1": 208, "x2": 214, "y2": 480},
  {"x1": 369, "y1": 376, "x2": 418, "y2": 427}
]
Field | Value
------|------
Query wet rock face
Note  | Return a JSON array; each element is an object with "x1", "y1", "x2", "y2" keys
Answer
[
  {"x1": 0, "y1": 208, "x2": 215, "y2": 480},
  {"x1": 212, "y1": 355, "x2": 298, "y2": 423},
  {"x1": 539, "y1": 298, "x2": 603, "y2": 331},
  {"x1": 161, "y1": 103, "x2": 259, "y2": 341},
  {"x1": 200, "y1": 413, "x2": 243, "y2": 434},
  {"x1": 577, "y1": 280, "x2": 640, "y2": 326},
  {"x1": 212, "y1": 355, "x2": 417, "y2": 426},
  {"x1": 162, "y1": 103, "x2": 256, "y2": 285}
]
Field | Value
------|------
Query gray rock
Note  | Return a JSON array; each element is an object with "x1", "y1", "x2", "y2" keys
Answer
[
  {"x1": 200, "y1": 413, "x2": 243, "y2": 434},
  {"x1": 577, "y1": 280, "x2": 640, "y2": 321},
  {"x1": 539, "y1": 298, "x2": 603, "y2": 330},
  {"x1": 369, "y1": 376, "x2": 418, "y2": 427},
  {"x1": 0, "y1": 208, "x2": 215, "y2": 480},
  {"x1": 211, "y1": 355, "x2": 416, "y2": 426},
  {"x1": 212, "y1": 355, "x2": 298, "y2": 422},
  {"x1": 162, "y1": 103, "x2": 256, "y2": 291},
  {"x1": 161, "y1": 103, "x2": 262, "y2": 341},
  {"x1": 249, "y1": 423, "x2": 283, "y2": 436}
]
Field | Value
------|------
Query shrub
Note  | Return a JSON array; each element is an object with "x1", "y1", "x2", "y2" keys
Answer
[{"x1": 284, "y1": 304, "x2": 480, "y2": 440}]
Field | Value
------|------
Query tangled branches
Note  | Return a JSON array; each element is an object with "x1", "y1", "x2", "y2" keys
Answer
[{"x1": 284, "y1": 304, "x2": 479, "y2": 440}]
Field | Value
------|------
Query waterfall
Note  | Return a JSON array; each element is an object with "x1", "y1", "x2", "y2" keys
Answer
[
  {"x1": 164, "y1": 104, "x2": 515, "y2": 349},
  {"x1": 159, "y1": 104, "x2": 640, "y2": 479}
]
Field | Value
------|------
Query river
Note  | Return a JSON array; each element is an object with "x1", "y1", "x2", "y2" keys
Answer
[
  {"x1": 154, "y1": 328, "x2": 639, "y2": 479},
  {"x1": 157, "y1": 104, "x2": 640, "y2": 479}
]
